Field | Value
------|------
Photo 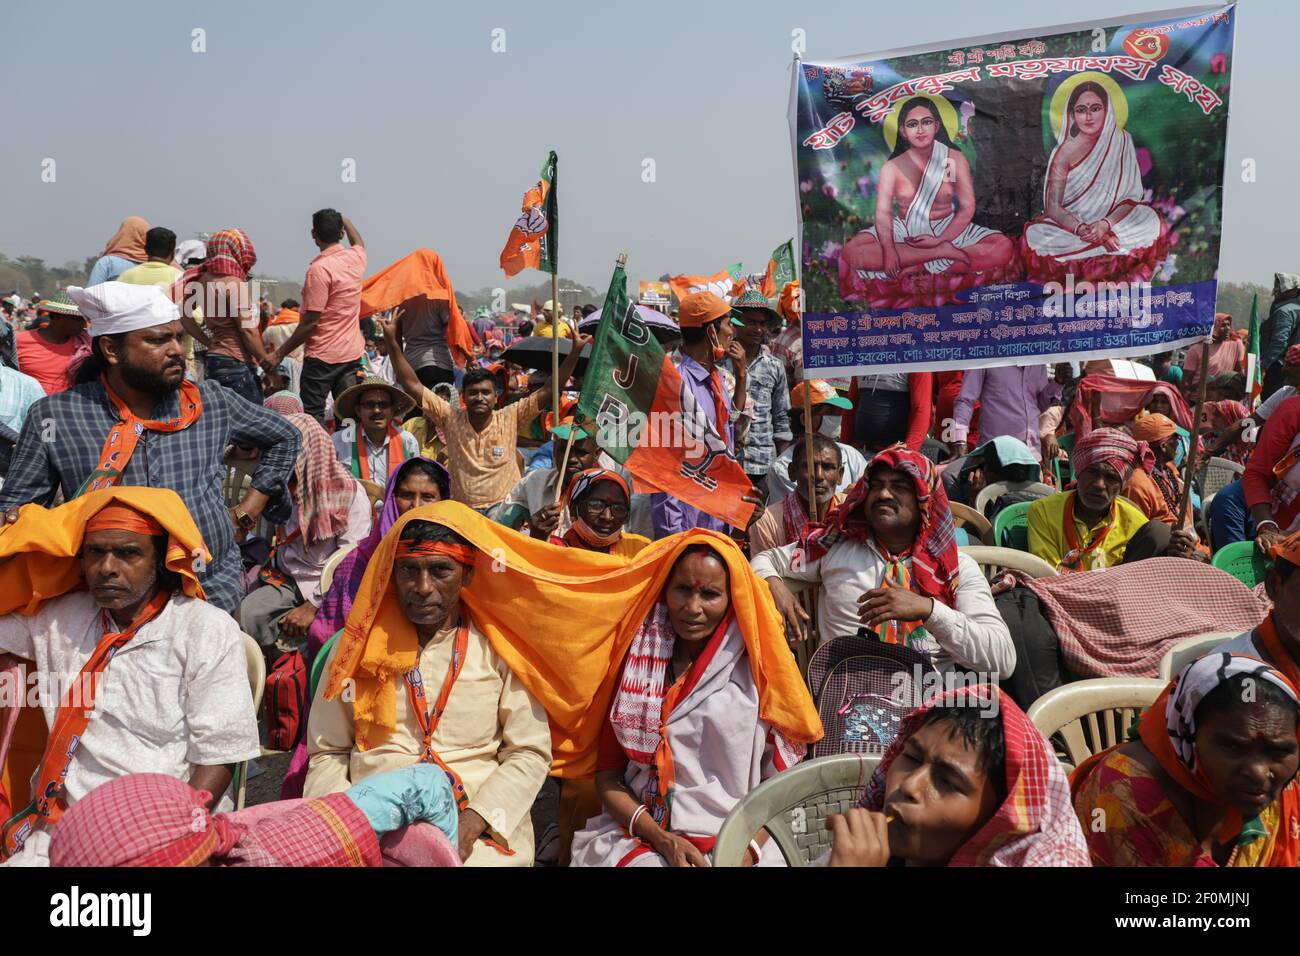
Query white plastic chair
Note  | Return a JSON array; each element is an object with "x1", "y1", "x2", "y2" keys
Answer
[
  {"x1": 949, "y1": 502, "x2": 992, "y2": 542},
  {"x1": 959, "y1": 545, "x2": 1057, "y2": 580},
  {"x1": 1157, "y1": 632, "x2": 1244, "y2": 681},
  {"x1": 319, "y1": 544, "x2": 358, "y2": 596},
  {"x1": 1026, "y1": 678, "x2": 1165, "y2": 771},
  {"x1": 1195, "y1": 457, "x2": 1244, "y2": 500},
  {"x1": 973, "y1": 480, "x2": 1056, "y2": 517},
  {"x1": 712, "y1": 753, "x2": 880, "y2": 867},
  {"x1": 235, "y1": 633, "x2": 266, "y2": 811}
]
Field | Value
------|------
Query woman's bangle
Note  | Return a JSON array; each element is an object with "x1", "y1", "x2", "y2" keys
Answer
[
  {"x1": 1257, "y1": 519, "x2": 1280, "y2": 534},
  {"x1": 748, "y1": 839, "x2": 762, "y2": 864},
  {"x1": 628, "y1": 804, "x2": 647, "y2": 838}
]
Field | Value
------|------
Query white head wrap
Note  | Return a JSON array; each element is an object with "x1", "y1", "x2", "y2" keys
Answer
[
  {"x1": 175, "y1": 239, "x2": 207, "y2": 267},
  {"x1": 66, "y1": 282, "x2": 180, "y2": 338}
]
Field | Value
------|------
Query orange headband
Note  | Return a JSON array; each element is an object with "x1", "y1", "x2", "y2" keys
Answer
[
  {"x1": 394, "y1": 539, "x2": 477, "y2": 566},
  {"x1": 85, "y1": 504, "x2": 166, "y2": 537}
]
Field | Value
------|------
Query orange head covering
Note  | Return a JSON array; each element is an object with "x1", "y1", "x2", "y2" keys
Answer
[
  {"x1": 323, "y1": 501, "x2": 822, "y2": 774},
  {"x1": 676, "y1": 291, "x2": 732, "y2": 328},
  {"x1": 100, "y1": 217, "x2": 150, "y2": 263},
  {"x1": 84, "y1": 503, "x2": 166, "y2": 537},
  {"x1": 1273, "y1": 530, "x2": 1300, "y2": 568},
  {"x1": 1130, "y1": 412, "x2": 1178, "y2": 453},
  {"x1": 359, "y1": 249, "x2": 475, "y2": 369}
]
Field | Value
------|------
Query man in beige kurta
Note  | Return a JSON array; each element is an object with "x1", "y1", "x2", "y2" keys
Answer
[{"x1": 304, "y1": 616, "x2": 552, "y2": 866}]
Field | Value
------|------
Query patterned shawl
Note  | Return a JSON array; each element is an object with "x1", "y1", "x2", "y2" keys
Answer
[
  {"x1": 860, "y1": 685, "x2": 1090, "y2": 866},
  {"x1": 802, "y1": 444, "x2": 959, "y2": 606},
  {"x1": 284, "y1": 413, "x2": 360, "y2": 541}
]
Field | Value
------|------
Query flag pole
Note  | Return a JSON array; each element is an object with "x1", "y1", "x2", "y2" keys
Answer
[
  {"x1": 551, "y1": 271, "x2": 561, "y2": 423},
  {"x1": 803, "y1": 387, "x2": 817, "y2": 521},
  {"x1": 554, "y1": 426, "x2": 577, "y2": 507},
  {"x1": 1177, "y1": 338, "x2": 1212, "y2": 528}
]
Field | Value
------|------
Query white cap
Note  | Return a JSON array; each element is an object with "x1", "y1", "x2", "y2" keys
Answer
[{"x1": 66, "y1": 282, "x2": 180, "y2": 338}]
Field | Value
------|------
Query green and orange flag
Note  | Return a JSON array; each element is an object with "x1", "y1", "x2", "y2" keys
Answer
[
  {"x1": 577, "y1": 261, "x2": 756, "y2": 528},
  {"x1": 1247, "y1": 292, "x2": 1262, "y2": 409},
  {"x1": 500, "y1": 151, "x2": 558, "y2": 278},
  {"x1": 761, "y1": 239, "x2": 796, "y2": 299}
]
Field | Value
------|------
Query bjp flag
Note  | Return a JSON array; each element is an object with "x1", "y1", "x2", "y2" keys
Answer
[
  {"x1": 668, "y1": 265, "x2": 740, "y2": 305},
  {"x1": 578, "y1": 262, "x2": 756, "y2": 528},
  {"x1": 500, "y1": 152, "x2": 558, "y2": 278},
  {"x1": 761, "y1": 239, "x2": 796, "y2": 299}
]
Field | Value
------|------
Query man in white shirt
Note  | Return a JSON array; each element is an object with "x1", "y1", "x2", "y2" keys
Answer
[
  {"x1": 0, "y1": 492, "x2": 259, "y2": 866},
  {"x1": 331, "y1": 377, "x2": 421, "y2": 485},
  {"x1": 751, "y1": 446, "x2": 1015, "y2": 679}
]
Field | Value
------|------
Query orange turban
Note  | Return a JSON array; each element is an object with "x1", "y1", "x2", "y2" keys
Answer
[
  {"x1": 85, "y1": 503, "x2": 165, "y2": 537},
  {"x1": 1130, "y1": 412, "x2": 1178, "y2": 445}
]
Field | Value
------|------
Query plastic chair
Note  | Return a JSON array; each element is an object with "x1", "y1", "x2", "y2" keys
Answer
[
  {"x1": 991, "y1": 499, "x2": 1034, "y2": 552},
  {"x1": 959, "y1": 545, "x2": 1057, "y2": 580},
  {"x1": 1195, "y1": 457, "x2": 1245, "y2": 500},
  {"x1": 948, "y1": 502, "x2": 992, "y2": 542},
  {"x1": 712, "y1": 753, "x2": 879, "y2": 867},
  {"x1": 319, "y1": 545, "x2": 357, "y2": 596},
  {"x1": 235, "y1": 633, "x2": 267, "y2": 811},
  {"x1": 973, "y1": 480, "x2": 1056, "y2": 517},
  {"x1": 1026, "y1": 678, "x2": 1165, "y2": 771},
  {"x1": 1211, "y1": 540, "x2": 1272, "y2": 588},
  {"x1": 309, "y1": 632, "x2": 340, "y2": 702},
  {"x1": 1157, "y1": 632, "x2": 1245, "y2": 681},
  {"x1": 222, "y1": 458, "x2": 257, "y2": 508}
]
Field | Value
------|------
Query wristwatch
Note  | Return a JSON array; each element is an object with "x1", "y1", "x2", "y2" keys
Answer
[{"x1": 233, "y1": 508, "x2": 256, "y2": 532}]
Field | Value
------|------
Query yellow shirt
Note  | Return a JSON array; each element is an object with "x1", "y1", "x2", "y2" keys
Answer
[
  {"x1": 1027, "y1": 491, "x2": 1149, "y2": 572},
  {"x1": 420, "y1": 388, "x2": 546, "y2": 510},
  {"x1": 116, "y1": 261, "x2": 182, "y2": 287},
  {"x1": 533, "y1": 320, "x2": 573, "y2": 340}
]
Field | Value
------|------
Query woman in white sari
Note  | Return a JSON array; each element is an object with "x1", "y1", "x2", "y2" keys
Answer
[
  {"x1": 1024, "y1": 81, "x2": 1164, "y2": 279},
  {"x1": 570, "y1": 541, "x2": 820, "y2": 867},
  {"x1": 840, "y1": 97, "x2": 1014, "y2": 286}
]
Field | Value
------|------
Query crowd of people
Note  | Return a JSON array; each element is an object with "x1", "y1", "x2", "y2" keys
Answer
[{"x1": 0, "y1": 213, "x2": 1297, "y2": 869}]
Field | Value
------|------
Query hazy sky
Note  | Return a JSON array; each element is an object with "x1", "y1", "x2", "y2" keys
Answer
[{"x1": 0, "y1": 0, "x2": 1290, "y2": 294}]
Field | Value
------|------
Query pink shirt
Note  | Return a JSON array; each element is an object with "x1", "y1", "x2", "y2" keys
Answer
[{"x1": 301, "y1": 244, "x2": 367, "y2": 364}]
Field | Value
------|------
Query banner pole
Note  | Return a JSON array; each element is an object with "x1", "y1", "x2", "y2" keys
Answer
[
  {"x1": 803, "y1": 387, "x2": 818, "y2": 520},
  {"x1": 551, "y1": 271, "x2": 561, "y2": 422},
  {"x1": 554, "y1": 426, "x2": 578, "y2": 507},
  {"x1": 1177, "y1": 338, "x2": 1212, "y2": 528}
]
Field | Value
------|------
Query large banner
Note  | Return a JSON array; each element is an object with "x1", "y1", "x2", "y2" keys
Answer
[{"x1": 791, "y1": 4, "x2": 1235, "y2": 377}]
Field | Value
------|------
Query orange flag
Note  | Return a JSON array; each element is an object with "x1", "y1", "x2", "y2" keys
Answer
[
  {"x1": 359, "y1": 249, "x2": 475, "y2": 369},
  {"x1": 668, "y1": 269, "x2": 735, "y2": 304},
  {"x1": 500, "y1": 181, "x2": 550, "y2": 278}
]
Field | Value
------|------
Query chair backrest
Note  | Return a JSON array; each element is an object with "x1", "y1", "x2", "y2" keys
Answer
[
  {"x1": 959, "y1": 545, "x2": 1058, "y2": 580},
  {"x1": 319, "y1": 545, "x2": 358, "y2": 596},
  {"x1": 712, "y1": 753, "x2": 880, "y2": 867},
  {"x1": 1157, "y1": 632, "x2": 1246, "y2": 681},
  {"x1": 973, "y1": 481, "x2": 1056, "y2": 517},
  {"x1": 222, "y1": 459, "x2": 257, "y2": 509},
  {"x1": 242, "y1": 633, "x2": 266, "y2": 714},
  {"x1": 1196, "y1": 457, "x2": 1245, "y2": 499},
  {"x1": 948, "y1": 501, "x2": 992, "y2": 541},
  {"x1": 1025, "y1": 678, "x2": 1165, "y2": 770},
  {"x1": 807, "y1": 636, "x2": 934, "y2": 759},
  {"x1": 1210, "y1": 540, "x2": 1272, "y2": 588},
  {"x1": 309, "y1": 632, "x2": 341, "y2": 702},
  {"x1": 992, "y1": 499, "x2": 1034, "y2": 552}
]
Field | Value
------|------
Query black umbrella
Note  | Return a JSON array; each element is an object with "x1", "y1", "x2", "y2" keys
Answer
[{"x1": 500, "y1": 336, "x2": 594, "y2": 377}]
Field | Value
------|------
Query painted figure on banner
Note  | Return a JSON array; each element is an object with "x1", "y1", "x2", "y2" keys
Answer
[
  {"x1": 838, "y1": 95, "x2": 1019, "y2": 309},
  {"x1": 1022, "y1": 74, "x2": 1167, "y2": 284}
]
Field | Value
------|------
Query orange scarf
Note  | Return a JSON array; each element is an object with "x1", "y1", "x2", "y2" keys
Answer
[
  {"x1": 1059, "y1": 492, "x2": 1114, "y2": 574},
  {"x1": 354, "y1": 424, "x2": 408, "y2": 483},
  {"x1": 359, "y1": 249, "x2": 476, "y2": 369},
  {"x1": 1, "y1": 588, "x2": 172, "y2": 857},
  {"x1": 1255, "y1": 616, "x2": 1300, "y2": 691},
  {"x1": 82, "y1": 377, "x2": 203, "y2": 494}
]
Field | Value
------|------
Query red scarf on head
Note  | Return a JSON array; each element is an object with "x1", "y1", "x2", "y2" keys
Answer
[
  {"x1": 801, "y1": 445, "x2": 959, "y2": 607},
  {"x1": 1, "y1": 589, "x2": 172, "y2": 858},
  {"x1": 81, "y1": 378, "x2": 202, "y2": 495}
]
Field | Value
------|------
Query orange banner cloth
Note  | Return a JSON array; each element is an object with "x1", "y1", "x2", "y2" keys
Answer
[
  {"x1": 324, "y1": 501, "x2": 822, "y2": 777},
  {"x1": 359, "y1": 249, "x2": 475, "y2": 369},
  {"x1": 268, "y1": 307, "x2": 300, "y2": 326}
]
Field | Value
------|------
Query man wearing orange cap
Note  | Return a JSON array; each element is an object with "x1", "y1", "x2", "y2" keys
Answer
[
  {"x1": 651, "y1": 291, "x2": 751, "y2": 536},
  {"x1": 767, "y1": 380, "x2": 867, "y2": 501},
  {"x1": 1213, "y1": 531, "x2": 1300, "y2": 689},
  {"x1": 0, "y1": 495, "x2": 259, "y2": 866}
]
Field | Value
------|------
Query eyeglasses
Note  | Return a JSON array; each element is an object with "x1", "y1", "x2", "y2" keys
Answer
[
  {"x1": 580, "y1": 500, "x2": 629, "y2": 520},
  {"x1": 358, "y1": 400, "x2": 393, "y2": 412}
]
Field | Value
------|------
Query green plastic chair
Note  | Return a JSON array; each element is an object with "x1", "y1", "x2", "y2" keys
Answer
[
  {"x1": 1211, "y1": 540, "x2": 1272, "y2": 589},
  {"x1": 712, "y1": 753, "x2": 879, "y2": 866},
  {"x1": 1051, "y1": 432, "x2": 1075, "y2": 489},
  {"x1": 992, "y1": 500, "x2": 1034, "y2": 553},
  {"x1": 309, "y1": 632, "x2": 341, "y2": 701}
]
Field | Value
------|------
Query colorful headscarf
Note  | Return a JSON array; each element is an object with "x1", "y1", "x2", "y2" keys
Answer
[
  {"x1": 1213, "y1": 312, "x2": 1233, "y2": 337},
  {"x1": 859, "y1": 685, "x2": 1090, "y2": 866},
  {"x1": 803, "y1": 444, "x2": 960, "y2": 607},
  {"x1": 562, "y1": 467, "x2": 632, "y2": 549},
  {"x1": 202, "y1": 228, "x2": 257, "y2": 279},
  {"x1": 284, "y1": 413, "x2": 360, "y2": 542},
  {"x1": 48, "y1": 773, "x2": 379, "y2": 867},
  {"x1": 100, "y1": 216, "x2": 149, "y2": 262},
  {"x1": 1071, "y1": 426, "x2": 1145, "y2": 479},
  {"x1": 1129, "y1": 413, "x2": 1178, "y2": 472}
]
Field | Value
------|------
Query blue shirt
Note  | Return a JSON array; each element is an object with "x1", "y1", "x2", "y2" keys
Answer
[{"x1": 87, "y1": 255, "x2": 139, "y2": 286}]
